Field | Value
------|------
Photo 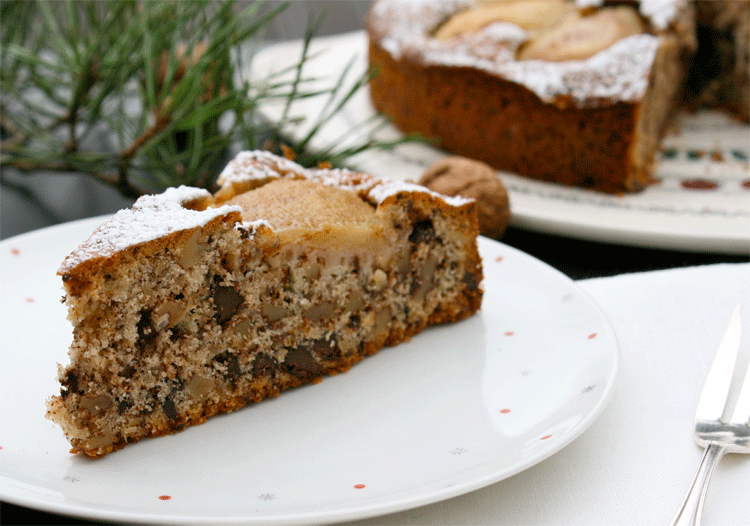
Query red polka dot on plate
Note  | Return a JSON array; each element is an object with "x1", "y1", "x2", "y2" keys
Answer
[
  {"x1": 354, "y1": 484, "x2": 365, "y2": 489},
  {"x1": 504, "y1": 331, "x2": 514, "y2": 336},
  {"x1": 541, "y1": 435, "x2": 552, "y2": 440},
  {"x1": 500, "y1": 408, "x2": 511, "y2": 414},
  {"x1": 158, "y1": 495, "x2": 171, "y2": 501},
  {"x1": 588, "y1": 333, "x2": 597, "y2": 339},
  {"x1": 11, "y1": 248, "x2": 20, "y2": 256},
  {"x1": 495, "y1": 256, "x2": 504, "y2": 262}
]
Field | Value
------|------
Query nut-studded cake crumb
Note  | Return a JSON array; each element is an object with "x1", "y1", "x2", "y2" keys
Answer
[{"x1": 46, "y1": 151, "x2": 483, "y2": 458}]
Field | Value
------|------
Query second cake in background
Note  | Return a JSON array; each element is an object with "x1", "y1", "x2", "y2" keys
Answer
[{"x1": 367, "y1": 0, "x2": 697, "y2": 193}]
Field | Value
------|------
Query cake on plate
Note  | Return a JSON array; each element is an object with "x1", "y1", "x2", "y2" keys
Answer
[
  {"x1": 46, "y1": 150, "x2": 483, "y2": 458},
  {"x1": 367, "y1": 0, "x2": 746, "y2": 193}
]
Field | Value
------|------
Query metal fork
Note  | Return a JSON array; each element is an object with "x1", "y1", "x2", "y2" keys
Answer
[{"x1": 670, "y1": 304, "x2": 750, "y2": 526}]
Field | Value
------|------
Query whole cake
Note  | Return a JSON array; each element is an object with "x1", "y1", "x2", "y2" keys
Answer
[
  {"x1": 366, "y1": 0, "x2": 741, "y2": 193},
  {"x1": 46, "y1": 151, "x2": 483, "y2": 458}
]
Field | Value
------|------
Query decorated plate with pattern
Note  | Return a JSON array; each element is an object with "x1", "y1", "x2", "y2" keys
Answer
[
  {"x1": 249, "y1": 31, "x2": 750, "y2": 255},
  {"x1": 0, "y1": 216, "x2": 617, "y2": 525}
]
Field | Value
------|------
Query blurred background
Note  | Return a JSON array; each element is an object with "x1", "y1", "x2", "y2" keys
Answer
[{"x1": 0, "y1": 1, "x2": 372, "y2": 240}]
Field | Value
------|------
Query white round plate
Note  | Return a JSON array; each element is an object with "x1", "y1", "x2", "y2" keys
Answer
[
  {"x1": 249, "y1": 31, "x2": 750, "y2": 255},
  {"x1": 0, "y1": 217, "x2": 618, "y2": 525}
]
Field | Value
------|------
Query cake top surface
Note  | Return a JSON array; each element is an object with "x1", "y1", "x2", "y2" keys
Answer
[
  {"x1": 368, "y1": 0, "x2": 688, "y2": 107},
  {"x1": 58, "y1": 187, "x2": 240, "y2": 273},
  {"x1": 60, "y1": 151, "x2": 472, "y2": 272},
  {"x1": 225, "y1": 178, "x2": 380, "y2": 231},
  {"x1": 217, "y1": 150, "x2": 379, "y2": 194},
  {"x1": 226, "y1": 178, "x2": 388, "y2": 248},
  {"x1": 218, "y1": 150, "x2": 473, "y2": 207}
]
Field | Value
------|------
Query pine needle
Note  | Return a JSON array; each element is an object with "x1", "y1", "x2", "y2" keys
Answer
[{"x1": 0, "y1": 0, "x2": 411, "y2": 197}]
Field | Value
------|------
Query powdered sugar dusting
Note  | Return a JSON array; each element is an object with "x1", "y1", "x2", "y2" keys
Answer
[
  {"x1": 62, "y1": 150, "x2": 473, "y2": 271},
  {"x1": 372, "y1": 0, "x2": 468, "y2": 61},
  {"x1": 574, "y1": 0, "x2": 603, "y2": 8},
  {"x1": 305, "y1": 167, "x2": 380, "y2": 194},
  {"x1": 369, "y1": 0, "x2": 681, "y2": 106},
  {"x1": 498, "y1": 35, "x2": 659, "y2": 105},
  {"x1": 237, "y1": 219, "x2": 272, "y2": 238},
  {"x1": 60, "y1": 187, "x2": 239, "y2": 272},
  {"x1": 158, "y1": 185, "x2": 211, "y2": 205},
  {"x1": 368, "y1": 180, "x2": 473, "y2": 207},
  {"x1": 217, "y1": 150, "x2": 302, "y2": 185},
  {"x1": 639, "y1": 0, "x2": 684, "y2": 30},
  {"x1": 574, "y1": 0, "x2": 682, "y2": 28},
  {"x1": 423, "y1": 21, "x2": 526, "y2": 65},
  {"x1": 219, "y1": 151, "x2": 472, "y2": 208}
]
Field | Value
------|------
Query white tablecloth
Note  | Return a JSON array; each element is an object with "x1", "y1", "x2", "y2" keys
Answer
[{"x1": 348, "y1": 263, "x2": 750, "y2": 526}]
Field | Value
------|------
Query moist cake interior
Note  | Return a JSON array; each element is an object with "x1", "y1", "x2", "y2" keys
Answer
[{"x1": 46, "y1": 156, "x2": 483, "y2": 458}]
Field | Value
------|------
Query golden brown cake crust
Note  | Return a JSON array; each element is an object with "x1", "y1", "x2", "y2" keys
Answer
[{"x1": 47, "y1": 151, "x2": 483, "y2": 458}]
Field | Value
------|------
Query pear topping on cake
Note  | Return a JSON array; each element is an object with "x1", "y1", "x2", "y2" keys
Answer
[
  {"x1": 434, "y1": 0, "x2": 575, "y2": 40},
  {"x1": 518, "y1": 6, "x2": 645, "y2": 61},
  {"x1": 224, "y1": 178, "x2": 387, "y2": 249}
]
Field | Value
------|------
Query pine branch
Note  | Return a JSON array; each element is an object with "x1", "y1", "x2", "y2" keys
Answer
[{"x1": 0, "y1": 0, "x2": 414, "y2": 198}]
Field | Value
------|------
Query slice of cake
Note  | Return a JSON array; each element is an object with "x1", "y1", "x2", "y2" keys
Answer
[{"x1": 46, "y1": 151, "x2": 483, "y2": 458}]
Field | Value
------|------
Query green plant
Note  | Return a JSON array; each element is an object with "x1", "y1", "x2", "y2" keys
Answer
[{"x1": 0, "y1": 0, "x2": 403, "y2": 198}]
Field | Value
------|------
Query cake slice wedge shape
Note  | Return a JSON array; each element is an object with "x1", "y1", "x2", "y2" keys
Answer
[{"x1": 46, "y1": 150, "x2": 483, "y2": 458}]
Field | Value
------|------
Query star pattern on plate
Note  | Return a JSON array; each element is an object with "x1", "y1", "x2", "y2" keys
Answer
[
  {"x1": 450, "y1": 448, "x2": 468, "y2": 455},
  {"x1": 581, "y1": 385, "x2": 596, "y2": 393},
  {"x1": 258, "y1": 493, "x2": 275, "y2": 501}
]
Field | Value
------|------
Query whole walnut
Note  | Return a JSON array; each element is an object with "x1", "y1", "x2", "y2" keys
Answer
[{"x1": 419, "y1": 156, "x2": 510, "y2": 239}]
